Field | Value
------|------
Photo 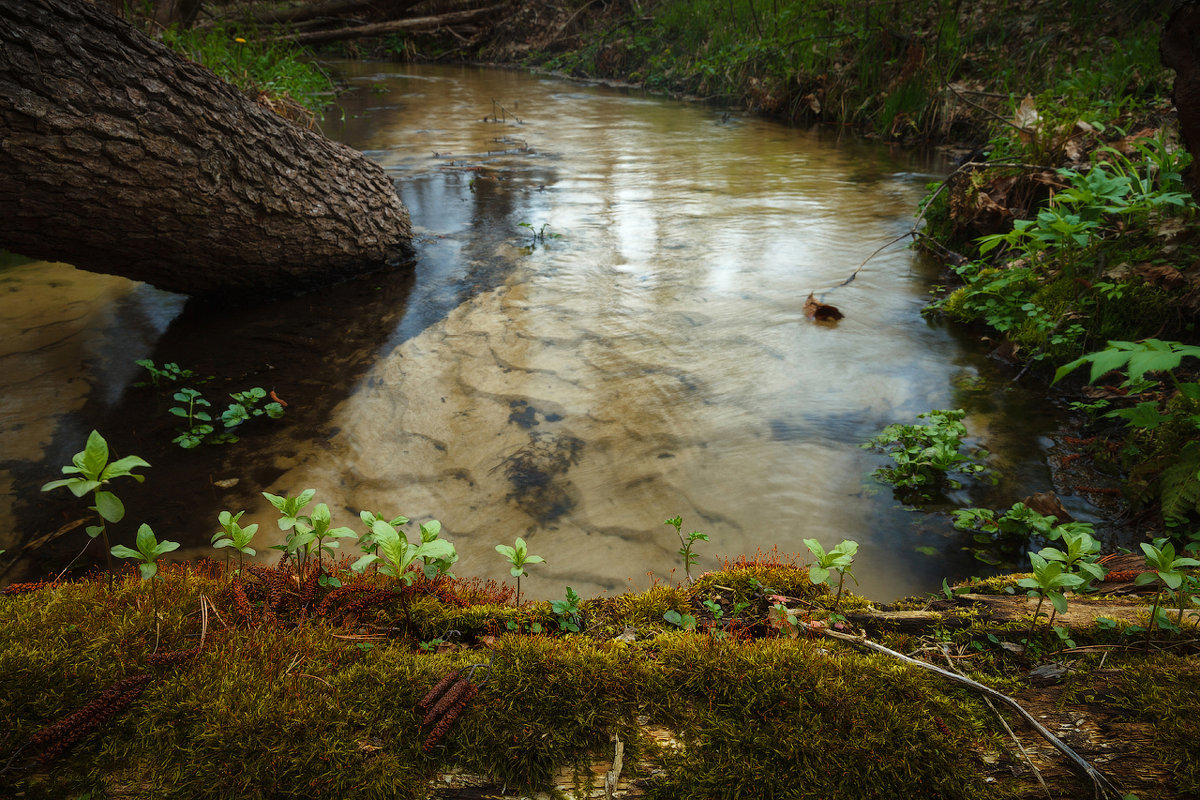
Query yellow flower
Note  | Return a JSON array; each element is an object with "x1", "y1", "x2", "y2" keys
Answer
[{"x1": 234, "y1": 37, "x2": 246, "y2": 44}]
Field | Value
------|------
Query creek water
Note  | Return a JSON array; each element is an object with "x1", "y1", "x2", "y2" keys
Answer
[{"x1": 0, "y1": 64, "x2": 1076, "y2": 600}]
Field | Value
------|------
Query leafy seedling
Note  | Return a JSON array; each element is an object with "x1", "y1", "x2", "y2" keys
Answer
[
  {"x1": 212, "y1": 510, "x2": 259, "y2": 574},
  {"x1": 1017, "y1": 552, "x2": 1085, "y2": 642},
  {"x1": 663, "y1": 609, "x2": 698, "y2": 631},
  {"x1": 551, "y1": 586, "x2": 583, "y2": 632},
  {"x1": 111, "y1": 523, "x2": 180, "y2": 623},
  {"x1": 41, "y1": 430, "x2": 150, "y2": 581},
  {"x1": 496, "y1": 537, "x2": 544, "y2": 606},
  {"x1": 804, "y1": 538, "x2": 858, "y2": 614},
  {"x1": 664, "y1": 515, "x2": 709, "y2": 583},
  {"x1": 1135, "y1": 538, "x2": 1200, "y2": 633},
  {"x1": 353, "y1": 517, "x2": 456, "y2": 585}
]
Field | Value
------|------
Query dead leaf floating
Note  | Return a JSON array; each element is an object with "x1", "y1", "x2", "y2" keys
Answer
[{"x1": 803, "y1": 293, "x2": 844, "y2": 322}]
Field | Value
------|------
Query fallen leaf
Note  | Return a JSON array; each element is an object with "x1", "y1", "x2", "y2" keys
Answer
[
  {"x1": 1134, "y1": 262, "x2": 1186, "y2": 290},
  {"x1": 1012, "y1": 94, "x2": 1040, "y2": 143},
  {"x1": 1022, "y1": 491, "x2": 1074, "y2": 523},
  {"x1": 803, "y1": 292, "x2": 844, "y2": 322}
]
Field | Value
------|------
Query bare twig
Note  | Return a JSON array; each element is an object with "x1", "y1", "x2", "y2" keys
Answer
[
  {"x1": 811, "y1": 623, "x2": 1125, "y2": 800},
  {"x1": 940, "y1": 645, "x2": 1051, "y2": 800}
]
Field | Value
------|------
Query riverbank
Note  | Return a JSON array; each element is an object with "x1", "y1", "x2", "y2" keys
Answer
[{"x1": 2, "y1": 558, "x2": 1197, "y2": 799}]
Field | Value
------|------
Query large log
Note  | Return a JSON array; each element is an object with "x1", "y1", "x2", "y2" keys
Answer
[
  {"x1": 250, "y1": 0, "x2": 420, "y2": 26},
  {"x1": 282, "y1": 3, "x2": 507, "y2": 45},
  {"x1": 0, "y1": 0, "x2": 413, "y2": 297}
]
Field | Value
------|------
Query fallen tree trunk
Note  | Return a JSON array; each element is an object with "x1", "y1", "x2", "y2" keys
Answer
[
  {"x1": 250, "y1": 0, "x2": 420, "y2": 26},
  {"x1": 281, "y1": 3, "x2": 507, "y2": 45},
  {"x1": 0, "y1": 0, "x2": 413, "y2": 297}
]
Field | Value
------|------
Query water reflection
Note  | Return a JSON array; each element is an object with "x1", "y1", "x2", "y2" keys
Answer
[{"x1": 1, "y1": 65, "x2": 1061, "y2": 599}]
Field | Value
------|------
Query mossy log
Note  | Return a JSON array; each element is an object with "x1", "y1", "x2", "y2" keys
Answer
[{"x1": 1, "y1": 563, "x2": 1196, "y2": 799}]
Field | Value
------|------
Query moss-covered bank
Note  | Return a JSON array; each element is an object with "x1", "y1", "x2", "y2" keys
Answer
[{"x1": 2, "y1": 560, "x2": 1197, "y2": 799}]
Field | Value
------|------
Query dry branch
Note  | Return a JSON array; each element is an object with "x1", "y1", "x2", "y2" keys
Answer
[
  {"x1": 814, "y1": 624, "x2": 1126, "y2": 800},
  {"x1": 278, "y1": 3, "x2": 507, "y2": 44},
  {"x1": 252, "y1": 0, "x2": 420, "y2": 25}
]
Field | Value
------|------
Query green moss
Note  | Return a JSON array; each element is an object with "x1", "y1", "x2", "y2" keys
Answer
[
  {"x1": 2, "y1": 563, "x2": 1194, "y2": 798},
  {"x1": 642, "y1": 636, "x2": 998, "y2": 800}
]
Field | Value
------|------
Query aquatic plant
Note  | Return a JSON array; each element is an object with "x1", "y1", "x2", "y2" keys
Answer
[
  {"x1": 863, "y1": 409, "x2": 990, "y2": 502},
  {"x1": 170, "y1": 386, "x2": 285, "y2": 449},
  {"x1": 169, "y1": 388, "x2": 218, "y2": 449},
  {"x1": 41, "y1": 430, "x2": 150, "y2": 580},
  {"x1": 220, "y1": 387, "x2": 286, "y2": 431},
  {"x1": 133, "y1": 359, "x2": 199, "y2": 387},
  {"x1": 953, "y1": 502, "x2": 1098, "y2": 565}
]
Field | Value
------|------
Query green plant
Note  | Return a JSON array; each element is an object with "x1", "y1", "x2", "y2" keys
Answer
[
  {"x1": 663, "y1": 609, "x2": 698, "y2": 631},
  {"x1": 414, "y1": 519, "x2": 457, "y2": 579},
  {"x1": 134, "y1": 359, "x2": 198, "y2": 387},
  {"x1": 263, "y1": 488, "x2": 316, "y2": 530},
  {"x1": 664, "y1": 515, "x2": 709, "y2": 582},
  {"x1": 304, "y1": 503, "x2": 357, "y2": 570},
  {"x1": 160, "y1": 23, "x2": 335, "y2": 118},
  {"x1": 495, "y1": 537, "x2": 544, "y2": 606},
  {"x1": 551, "y1": 587, "x2": 583, "y2": 633},
  {"x1": 41, "y1": 430, "x2": 150, "y2": 580},
  {"x1": 212, "y1": 510, "x2": 258, "y2": 574},
  {"x1": 169, "y1": 385, "x2": 285, "y2": 449},
  {"x1": 220, "y1": 387, "x2": 285, "y2": 430},
  {"x1": 1135, "y1": 538, "x2": 1200, "y2": 633},
  {"x1": 358, "y1": 510, "x2": 408, "y2": 572},
  {"x1": 1035, "y1": 527, "x2": 1106, "y2": 592},
  {"x1": 110, "y1": 523, "x2": 180, "y2": 621},
  {"x1": 952, "y1": 502, "x2": 1098, "y2": 565},
  {"x1": 169, "y1": 388, "x2": 218, "y2": 449},
  {"x1": 263, "y1": 488, "x2": 317, "y2": 572},
  {"x1": 353, "y1": 515, "x2": 456, "y2": 585},
  {"x1": 766, "y1": 602, "x2": 800, "y2": 637},
  {"x1": 517, "y1": 222, "x2": 562, "y2": 246},
  {"x1": 1054, "y1": 340, "x2": 1200, "y2": 521},
  {"x1": 803, "y1": 538, "x2": 857, "y2": 614},
  {"x1": 1016, "y1": 551, "x2": 1085, "y2": 640},
  {"x1": 863, "y1": 409, "x2": 989, "y2": 501}
]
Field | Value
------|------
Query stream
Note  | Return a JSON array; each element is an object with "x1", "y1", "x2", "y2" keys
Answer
[{"x1": 0, "y1": 64, "x2": 1086, "y2": 600}]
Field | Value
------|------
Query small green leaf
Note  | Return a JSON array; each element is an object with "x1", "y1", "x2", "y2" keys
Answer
[{"x1": 93, "y1": 490, "x2": 125, "y2": 524}]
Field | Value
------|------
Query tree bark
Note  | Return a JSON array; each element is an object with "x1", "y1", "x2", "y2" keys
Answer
[
  {"x1": 1162, "y1": 1, "x2": 1200, "y2": 195},
  {"x1": 0, "y1": 0, "x2": 414, "y2": 297}
]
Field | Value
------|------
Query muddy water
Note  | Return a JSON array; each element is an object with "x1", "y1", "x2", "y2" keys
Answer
[{"x1": 0, "y1": 65, "x2": 1069, "y2": 599}]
